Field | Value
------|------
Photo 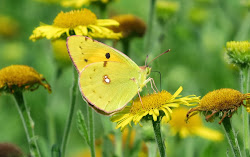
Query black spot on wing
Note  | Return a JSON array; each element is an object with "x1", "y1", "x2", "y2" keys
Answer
[
  {"x1": 105, "y1": 53, "x2": 110, "y2": 59},
  {"x1": 84, "y1": 59, "x2": 88, "y2": 62}
]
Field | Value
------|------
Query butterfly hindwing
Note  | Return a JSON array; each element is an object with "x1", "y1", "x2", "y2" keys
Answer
[
  {"x1": 79, "y1": 61, "x2": 140, "y2": 114},
  {"x1": 67, "y1": 35, "x2": 138, "y2": 72}
]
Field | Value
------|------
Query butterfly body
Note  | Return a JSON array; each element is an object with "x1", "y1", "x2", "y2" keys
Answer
[{"x1": 67, "y1": 36, "x2": 151, "y2": 115}]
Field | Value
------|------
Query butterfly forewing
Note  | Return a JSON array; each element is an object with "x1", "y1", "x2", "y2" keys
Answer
[
  {"x1": 79, "y1": 61, "x2": 141, "y2": 114},
  {"x1": 67, "y1": 35, "x2": 138, "y2": 73}
]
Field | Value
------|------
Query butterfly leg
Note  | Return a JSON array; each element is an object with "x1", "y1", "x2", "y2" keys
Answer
[
  {"x1": 137, "y1": 91, "x2": 144, "y2": 106},
  {"x1": 149, "y1": 78, "x2": 159, "y2": 93}
]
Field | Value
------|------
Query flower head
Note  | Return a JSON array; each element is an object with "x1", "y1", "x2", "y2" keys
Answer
[
  {"x1": 110, "y1": 14, "x2": 146, "y2": 38},
  {"x1": 169, "y1": 107, "x2": 223, "y2": 141},
  {"x1": 0, "y1": 65, "x2": 51, "y2": 93},
  {"x1": 156, "y1": 1, "x2": 180, "y2": 22},
  {"x1": 30, "y1": 9, "x2": 122, "y2": 41},
  {"x1": 225, "y1": 41, "x2": 250, "y2": 68},
  {"x1": 0, "y1": 143, "x2": 23, "y2": 157},
  {"x1": 111, "y1": 86, "x2": 200, "y2": 130},
  {"x1": 187, "y1": 88, "x2": 250, "y2": 124}
]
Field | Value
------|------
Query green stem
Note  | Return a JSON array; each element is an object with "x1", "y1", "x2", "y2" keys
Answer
[
  {"x1": 222, "y1": 117, "x2": 242, "y2": 157},
  {"x1": 99, "y1": 4, "x2": 108, "y2": 19},
  {"x1": 145, "y1": 0, "x2": 156, "y2": 53},
  {"x1": 122, "y1": 39, "x2": 130, "y2": 56},
  {"x1": 61, "y1": 68, "x2": 78, "y2": 157},
  {"x1": 115, "y1": 130, "x2": 122, "y2": 157},
  {"x1": 124, "y1": 127, "x2": 132, "y2": 157},
  {"x1": 240, "y1": 67, "x2": 250, "y2": 157},
  {"x1": 13, "y1": 91, "x2": 41, "y2": 157},
  {"x1": 152, "y1": 118, "x2": 166, "y2": 157},
  {"x1": 88, "y1": 106, "x2": 96, "y2": 157}
]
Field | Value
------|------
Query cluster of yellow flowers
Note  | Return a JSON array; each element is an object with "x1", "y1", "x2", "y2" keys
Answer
[{"x1": 1, "y1": 1, "x2": 250, "y2": 157}]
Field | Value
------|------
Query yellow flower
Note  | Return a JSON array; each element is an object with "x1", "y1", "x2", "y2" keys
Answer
[
  {"x1": 187, "y1": 88, "x2": 250, "y2": 124},
  {"x1": 61, "y1": 0, "x2": 115, "y2": 8},
  {"x1": 51, "y1": 39, "x2": 71, "y2": 67},
  {"x1": 169, "y1": 107, "x2": 223, "y2": 141},
  {"x1": 0, "y1": 65, "x2": 51, "y2": 93},
  {"x1": 0, "y1": 143, "x2": 23, "y2": 157},
  {"x1": 225, "y1": 41, "x2": 250, "y2": 68},
  {"x1": 0, "y1": 15, "x2": 19, "y2": 38},
  {"x1": 110, "y1": 14, "x2": 146, "y2": 38},
  {"x1": 111, "y1": 86, "x2": 200, "y2": 130},
  {"x1": 156, "y1": 1, "x2": 180, "y2": 22},
  {"x1": 30, "y1": 9, "x2": 122, "y2": 41}
]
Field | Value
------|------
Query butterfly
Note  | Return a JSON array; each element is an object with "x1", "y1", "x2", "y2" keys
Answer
[{"x1": 66, "y1": 35, "x2": 169, "y2": 115}]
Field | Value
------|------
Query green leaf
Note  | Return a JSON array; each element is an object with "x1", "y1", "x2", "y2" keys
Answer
[
  {"x1": 51, "y1": 144, "x2": 61, "y2": 157},
  {"x1": 76, "y1": 110, "x2": 90, "y2": 146}
]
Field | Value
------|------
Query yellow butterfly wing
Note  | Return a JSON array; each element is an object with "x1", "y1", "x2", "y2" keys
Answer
[
  {"x1": 67, "y1": 35, "x2": 138, "y2": 73},
  {"x1": 79, "y1": 61, "x2": 142, "y2": 115},
  {"x1": 67, "y1": 35, "x2": 150, "y2": 114}
]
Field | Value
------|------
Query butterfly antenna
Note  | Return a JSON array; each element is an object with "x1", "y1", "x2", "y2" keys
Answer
[
  {"x1": 151, "y1": 71, "x2": 162, "y2": 91},
  {"x1": 147, "y1": 49, "x2": 171, "y2": 66},
  {"x1": 145, "y1": 55, "x2": 149, "y2": 66}
]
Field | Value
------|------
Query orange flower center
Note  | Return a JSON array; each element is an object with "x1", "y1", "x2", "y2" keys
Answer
[
  {"x1": 130, "y1": 91, "x2": 172, "y2": 114},
  {"x1": 53, "y1": 9, "x2": 97, "y2": 28}
]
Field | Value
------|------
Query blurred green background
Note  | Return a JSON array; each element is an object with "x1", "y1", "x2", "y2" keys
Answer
[{"x1": 0, "y1": 0, "x2": 249, "y2": 156}]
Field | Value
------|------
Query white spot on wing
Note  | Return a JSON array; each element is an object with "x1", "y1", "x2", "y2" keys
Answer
[{"x1": 103, "y1": 75, "x2": 111, "y2": 84}]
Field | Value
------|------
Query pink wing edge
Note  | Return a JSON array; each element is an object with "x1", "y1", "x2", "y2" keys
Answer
[{"x1": 66, "y1": 35, "x2": 137, "y2": 74}]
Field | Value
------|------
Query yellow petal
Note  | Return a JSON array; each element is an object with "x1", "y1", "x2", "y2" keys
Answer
[
  {"x1": 74, "y1": 26, "x2": 88, "y2": 35},
  {"x1": 193, "y1": 127, "x2": 224, "y2": 141},
  {"x1": 29, "y1": 25, "x2": 67, "y2": 41},
  {"x1": 171, "y1": 86, "x2": 183, "y2": 99}
]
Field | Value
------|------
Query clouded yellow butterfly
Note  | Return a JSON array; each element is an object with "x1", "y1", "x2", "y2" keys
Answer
[{"x1": 67, "y1": 35, "x2": 167, "y2": 115}]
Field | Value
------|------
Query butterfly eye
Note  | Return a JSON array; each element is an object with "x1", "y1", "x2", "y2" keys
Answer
[
  {"x1": 105, "y1": 53, "x2": 110, "y2": 59},
  {"x1": 146, "y1": 67, "x2": 151, "y2": 75}
]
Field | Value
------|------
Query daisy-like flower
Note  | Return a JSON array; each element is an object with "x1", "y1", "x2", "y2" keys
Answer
[
  {"x1": 0, "y1": 143, "x2": 23, "y2": 157},
  {"x1": 29, "y1": 8, "x2": 122, "y2": 41},
  {"x1": 0, "y1": 65, "x2": 51, "y2": 157},
  {"x1": 186, "y1": 88, "x2": 250, "y2": 124},
  {"x1": 168, "y1": 107, "x2": 223, "y2": 141},
  {"x1": 111, "y1": 86, "x2": 200, "y2": 130},
  {"x1": 225, "y1": 41, "x2": 250, "y2": 68},
  {"x1": 61, "y1": 0, "x2": 115, "y2": 8},
  {"x1": 110, "y1": 14, "x2": 146, "y2": 38},
  {"x1": 0, "y1": 65, "x2": 51, "y2": 93}
]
